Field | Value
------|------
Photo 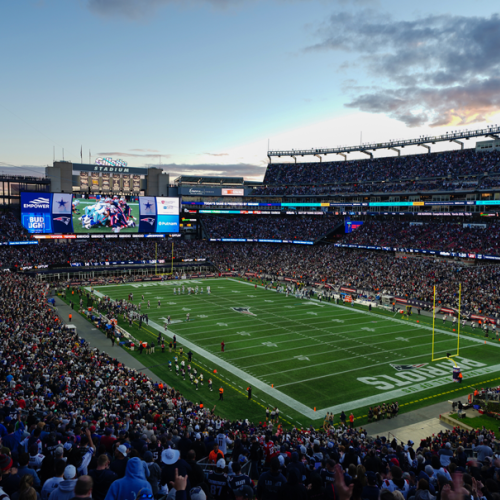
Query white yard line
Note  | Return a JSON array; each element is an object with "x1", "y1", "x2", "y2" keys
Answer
[{"x1": 90, "y1": 281, "x2": 500, "y2": 419}]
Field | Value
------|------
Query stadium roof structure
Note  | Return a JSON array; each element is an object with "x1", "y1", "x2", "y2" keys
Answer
[{"x1": 267, "y1": 125, "x2": 500, "y2": 162}]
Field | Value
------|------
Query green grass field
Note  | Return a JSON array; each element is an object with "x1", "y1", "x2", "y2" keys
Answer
[
  {"x1": 71, "y1": 278, "x2": 500, "y2": 429},
  {"x1": 74, "y1": 200, "x2": 139, "y2": 233}
]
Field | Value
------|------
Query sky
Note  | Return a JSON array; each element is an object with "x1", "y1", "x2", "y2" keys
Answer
[{"x1": 1, "y1": 0, "x2": 500, "y2": 180}]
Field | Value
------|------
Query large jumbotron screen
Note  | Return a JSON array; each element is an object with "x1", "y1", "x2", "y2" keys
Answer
[{"x1": 21, "y1": 193, "x2": 179, "y2": 234}]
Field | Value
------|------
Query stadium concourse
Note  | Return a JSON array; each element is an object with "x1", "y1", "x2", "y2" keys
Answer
[{"x1": 0, "y1": 255, "x2": 500, "y2": 500}]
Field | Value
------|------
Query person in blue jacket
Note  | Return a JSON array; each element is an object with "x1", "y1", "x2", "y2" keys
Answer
[{"x1": 104, "y1": 457, "x2": 150, "y2": 500}]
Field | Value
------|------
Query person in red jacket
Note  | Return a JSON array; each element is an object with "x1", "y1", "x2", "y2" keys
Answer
[{"x1": 221, "y1": 341, "x2": 225, "y2": 352}]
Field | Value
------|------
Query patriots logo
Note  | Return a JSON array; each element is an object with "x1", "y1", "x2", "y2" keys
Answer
[
  {"x1": 54, "y1": 217, "x2": 71, "y2": 226},
  {"x1": 390, "y1": 363, "x2": 427, "y2": 371},
  {"x1": 140, "y1": 217, "x2": 155, "y2": 225},
  {"x1": 231, "y1": 307, "x2": 257, "y2": 317}
]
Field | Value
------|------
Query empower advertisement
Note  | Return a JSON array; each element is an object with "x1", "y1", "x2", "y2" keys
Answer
[{"x1": 21, "y1": 193, "x2": 74, "y2": 234}]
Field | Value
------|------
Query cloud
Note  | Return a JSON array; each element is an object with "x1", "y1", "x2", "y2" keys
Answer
[
  {"x1": 203, "y1": 153, "x2": 229, "y2": 157},
  {"x1": 129, "y1": 148, "x2": 160, "y2": 153},
  {"x1": 150, "y1": 162, "x2": 267, "y2": 181},
  {"x1": 86, "y1": 0, "x2": 251, "y2": 18},
  {"x1": 97, "y1": 151, "x2": 171, "y2": 158},
  {"x1": 309, "y1": 12, "x2": 500, "y2": 127}
]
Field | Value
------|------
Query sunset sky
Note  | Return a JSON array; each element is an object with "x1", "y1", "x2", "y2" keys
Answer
[{"x1": 1, "y1": 0, "x2": 500, "y2": 180}]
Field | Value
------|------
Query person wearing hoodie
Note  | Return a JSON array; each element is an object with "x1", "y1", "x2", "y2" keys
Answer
[
  {"x1": 287, "y1": 452, "x2": 306, "y2": 484},
  {"x1": 88, "y1": 454, "x2": 117, "y2": 500},
  {"x1": 48, "y1": 465, "x2": 78, "y2": 500},
  {"x1": 104, "y1": 457, "x2": 150, "y2": 500}
]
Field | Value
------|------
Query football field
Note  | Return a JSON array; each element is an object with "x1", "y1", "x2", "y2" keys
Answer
[{"x1": 88, "y1": 278, "x2": 500, "y2": 427}]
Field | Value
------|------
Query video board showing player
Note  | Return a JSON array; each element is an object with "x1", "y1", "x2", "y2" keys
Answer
[
  {"x1": 75, "y1": 196, "x2": 179, "y2": 234},
  {"x1": 22, "y1": 193, "x2": 179, "y2": 234}
]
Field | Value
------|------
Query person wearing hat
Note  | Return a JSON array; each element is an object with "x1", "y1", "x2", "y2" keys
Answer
[
  {"x1": 207, "y1": 459, "x2": 228, "y2": 500},
  {"x1": 160, "y1": 448, "x2": 191, "y2": 492},
  {"x1": 48, "y1": 465, "x2": 78, "y2": 500},
  {"x1": 219, "y1": 387, "x2": 224, "y2": 401},
  {"x1": 103, "y1": 457, "x2": 150, "y2": 500},
  {"x1": 110, "y1": 444, "x2": 129, "y2": 479},
  {"x1": 0, "y1": 453, "x2": 14, "y2": 499}
]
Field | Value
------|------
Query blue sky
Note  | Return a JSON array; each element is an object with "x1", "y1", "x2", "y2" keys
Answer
[{"x1": 1, "y1": 0, "x2": 500, "y2": 179}]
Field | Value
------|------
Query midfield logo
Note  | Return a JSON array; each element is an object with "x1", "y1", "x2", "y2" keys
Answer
[
  {"x1": 231, "y1": 307, "x2": 257, "y2": 317},
  {"x1": 390, "y1": 363, "x2": 427, "y2": 371}
]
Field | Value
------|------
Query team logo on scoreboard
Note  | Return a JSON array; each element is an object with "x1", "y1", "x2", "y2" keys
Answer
[
  {"x1": 390, "y1": 363, "x2": 427, "y2": 371},
  {"x1": 140, "y1": 217, "x2": 156, "y2": 226},
  {"x1": 54, "y1": 217, "x2": 72, "y2": 226},
  {"x1": 231, "y1": 307, "x2": 257, "y2": 317}
]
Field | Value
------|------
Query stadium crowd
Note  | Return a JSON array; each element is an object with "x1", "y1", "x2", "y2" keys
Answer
[
  {"x1": 0, "y1": 213, "x2": 29, "y2": 242},
  {"x1": 252, "y1": 178, "x2": 483, "y2": 196},
  {"x1": 260, "y1": 150, "x2": 500, "y2": 187},
  {"x1": 1, "y1": 271, "x2": 500, "y2": 500},
  {"x1": 342, "y1": 221, "x2": 500, "y2": 256},
  {"x1": 201, "y1": 216, "x2": 341, "y2": 241}
]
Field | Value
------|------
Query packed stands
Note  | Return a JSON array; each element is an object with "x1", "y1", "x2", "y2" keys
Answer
[
  {"x1": 1, "y1": 233, "x2": 500, "y2": 317},
  {"x1": 342, "y1": 221, "x2": 500, "y2": 255},
  {"x1": 202, "y1": 215, "x2": 341, "y2": 241},
  {"x1": 254, "y1": 149, "x2": 500, "y2": 195},
  {"x1": 1, "y1": 265, "x2": 500, "y2": 500},
  {"x1": 0, "y1": 212, "x2": 30, "y2": 241}
]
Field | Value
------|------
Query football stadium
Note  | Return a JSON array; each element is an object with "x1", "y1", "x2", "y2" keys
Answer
[{"x1": 3, "y1": 1, "x2": 500, "y2": 499}]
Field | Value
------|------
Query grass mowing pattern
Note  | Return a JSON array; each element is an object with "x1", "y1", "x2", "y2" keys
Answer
[{"x1": 67, "y1": 277, "x2": 500, "y2": 429}]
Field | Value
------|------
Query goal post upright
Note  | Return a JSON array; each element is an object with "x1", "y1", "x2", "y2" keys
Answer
[
  {"x1": 432, "y1": 285, "x2": 436, "y2": 361},
  {"x1": 431, "y1": 283, "x2": 461, "y2": 363},
  {"x1": 457, "y1": 282, "x2": 461, "y2": 357}
]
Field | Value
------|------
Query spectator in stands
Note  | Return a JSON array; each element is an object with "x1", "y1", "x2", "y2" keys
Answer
[
  {"x1": 109, "y1": 445, "x2": 128, "y2": 479},
  {"x1": 103, "y1": 458, "x2": 150, "y2": 500},
  {"x1": 48, "y1": 465, "x2": 78, "y2": 500},
  {"x1": 70, "y1": 476, "x2": 93, "y2": 499},
  {"x1": 257, "y1": 457, "x2": 287, "y2": 500},
  {"x1": 88, "y1": 455, "x2": 117, "y2": 500}
]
